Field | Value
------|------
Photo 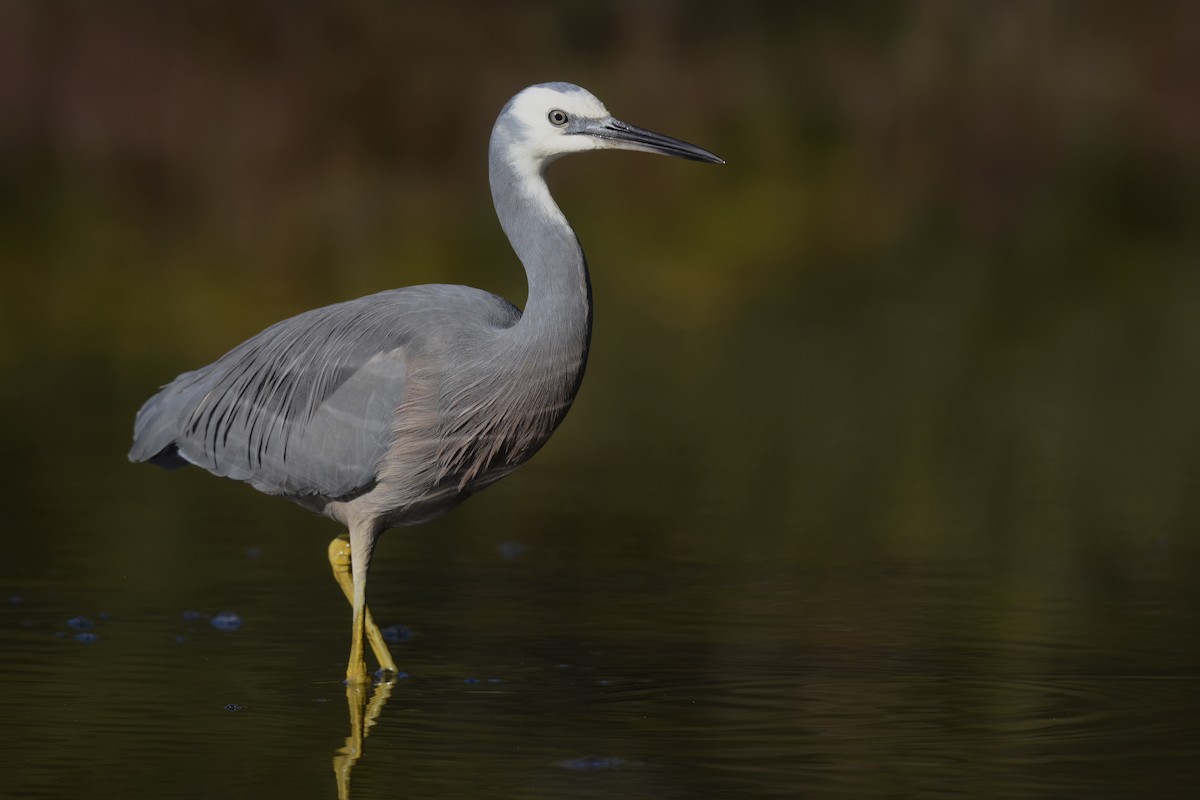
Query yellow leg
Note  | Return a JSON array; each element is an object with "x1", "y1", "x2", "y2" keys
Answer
[{"x1": 328, "y1": 536, "x2": 397, "y2": 681}]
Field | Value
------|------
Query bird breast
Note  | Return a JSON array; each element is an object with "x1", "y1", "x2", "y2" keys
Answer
[
  {"x1": 351, "y1": 335, "x2": 582, "y2": 531},
  {"x1": 434, "y1": 349, "x2": 582, "y2": 492}
]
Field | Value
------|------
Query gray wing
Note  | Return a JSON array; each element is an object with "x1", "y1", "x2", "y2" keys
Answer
[{"x1": 128, "y1": 286, "x2": 520, "y2": 498}]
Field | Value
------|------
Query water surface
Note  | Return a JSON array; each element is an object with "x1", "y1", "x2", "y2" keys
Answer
[{"x1": 3, "y1": 476, "x2": 1197, "y2": 798}]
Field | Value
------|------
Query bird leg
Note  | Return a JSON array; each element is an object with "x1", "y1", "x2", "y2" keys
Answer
[{"x1": 327, "y1": 535, "x2": 397, "y2": 682}]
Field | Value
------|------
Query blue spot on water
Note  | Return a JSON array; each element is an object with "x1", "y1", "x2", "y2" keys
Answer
[
  {"x1": 223, "y1": 703, "x2": 244, "y2": 712},
  {"x1": 597, "y1": 679, "x2": 611, "y2": 686},
  {"x1": 394, "y1": 671, "x2": 410, "y2": 680},
  {"x1": 487, "y1": 677, "x2": 504, "y2": 684},
  {"x1": 74, "y1": 632, "x2": 99, "y2": 643},
  {"x1": 559, "y1": 756, "x2": 625, "y2": 770},
  {"x1": 181, "y1": 610, "x2": 203, "y2": 621},
  {"x1": 175, "y1": 635, "x2": 188, "y2": 644},
  {"x1": 381, "y1": 624, "x2": 412, "y2": 643},
  {"x1": 210, "y1": 612, "x2": 242, "y2": 631},
  {"x1": 7, "y1": 595, "x2": 24, "y2": 605},
  {"x1": 497, "y1": 540, "x2": 527, "y2": 560},
  {"x1": 67, "y1": 616, "x2": 94, "y2": 631},
  {"x1": 463, "y1": 677, "x2": 480, "y2": 685}
]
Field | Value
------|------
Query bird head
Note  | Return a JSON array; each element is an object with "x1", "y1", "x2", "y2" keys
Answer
[{"x1": 495, "y1": 82, "x2": 723, "y2": 176}]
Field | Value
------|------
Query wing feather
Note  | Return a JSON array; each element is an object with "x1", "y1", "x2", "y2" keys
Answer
[{"x1": 129, "y1": 287, "x2": 517, "y2": 498}]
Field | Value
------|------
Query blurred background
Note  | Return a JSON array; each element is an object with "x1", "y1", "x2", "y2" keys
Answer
[{"x1": 1, "y1": 1, "x2": 1198, "y2": 798}]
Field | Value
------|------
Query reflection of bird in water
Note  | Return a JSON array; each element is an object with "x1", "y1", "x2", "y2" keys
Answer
[
  {"x1": 334, "y1": 680, "x2": 392, "y2": 799},
  {"x1": 129, "y1": 82, "x2": 722, "y2": 687}
]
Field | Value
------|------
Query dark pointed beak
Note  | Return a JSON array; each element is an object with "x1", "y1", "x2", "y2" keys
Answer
[{"x1": 584, "y1": 117, "x2": 724, "y2": 164}]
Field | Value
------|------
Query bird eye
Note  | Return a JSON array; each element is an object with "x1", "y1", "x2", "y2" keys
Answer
[{"x1": 548, "y1": 109, "x2": 569, "y2": 127}]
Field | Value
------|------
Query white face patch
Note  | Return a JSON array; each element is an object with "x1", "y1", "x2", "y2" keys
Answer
[
  {"x1": 509, "y1": 84, "x2": 610, "y2": 123},
  {"x1": 502, "y1": 84, "x2": 613, "y2": 173}
]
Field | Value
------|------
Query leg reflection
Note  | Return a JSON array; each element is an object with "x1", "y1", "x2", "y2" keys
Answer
[{"x1": 334, "y1": 678, "x2": 395, "y2": 800}]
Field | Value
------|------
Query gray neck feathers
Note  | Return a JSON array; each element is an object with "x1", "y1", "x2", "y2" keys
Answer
[{"x1": 488, "y1": 121, "x2": 593, "y2": 381}]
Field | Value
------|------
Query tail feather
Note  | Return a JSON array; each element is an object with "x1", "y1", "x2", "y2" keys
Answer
[{"x1": 128, "y1": 372, "x2": 204, "y2": 469}]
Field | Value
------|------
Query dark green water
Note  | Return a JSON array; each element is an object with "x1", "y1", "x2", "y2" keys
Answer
[
  {"x1": 5, "y1": 480, "x2": 1198, "y2": 799},
  {"x1": 3, "y1": 3, "x2": 1200, "y2": 798}
]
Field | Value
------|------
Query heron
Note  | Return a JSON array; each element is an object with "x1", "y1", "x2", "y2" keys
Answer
[{"x1": 129, "y1": 82, "x2": 722, "y2": 685}]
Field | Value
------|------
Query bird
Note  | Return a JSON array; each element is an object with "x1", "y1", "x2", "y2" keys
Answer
[{"x1": 129, "y1": 82, "x2": 722, "y2": 685}]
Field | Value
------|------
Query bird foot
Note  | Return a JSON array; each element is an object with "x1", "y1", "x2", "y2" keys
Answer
[{"x1": 373, "y1": 667, "x2": 400, "y2": 685}]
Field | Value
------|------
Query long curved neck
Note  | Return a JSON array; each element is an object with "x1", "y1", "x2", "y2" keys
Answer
[
  {"x1": 488, "y1": 140, "x2": 593, "y2": 371},
  {"x1": 428, "y1": 132, "x2": 592, "y2": 484}
]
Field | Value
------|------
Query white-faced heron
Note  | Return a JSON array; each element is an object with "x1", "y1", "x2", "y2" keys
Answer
[{"x1": 129, "y1": 82, "x2": 723, "y2": 684}]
